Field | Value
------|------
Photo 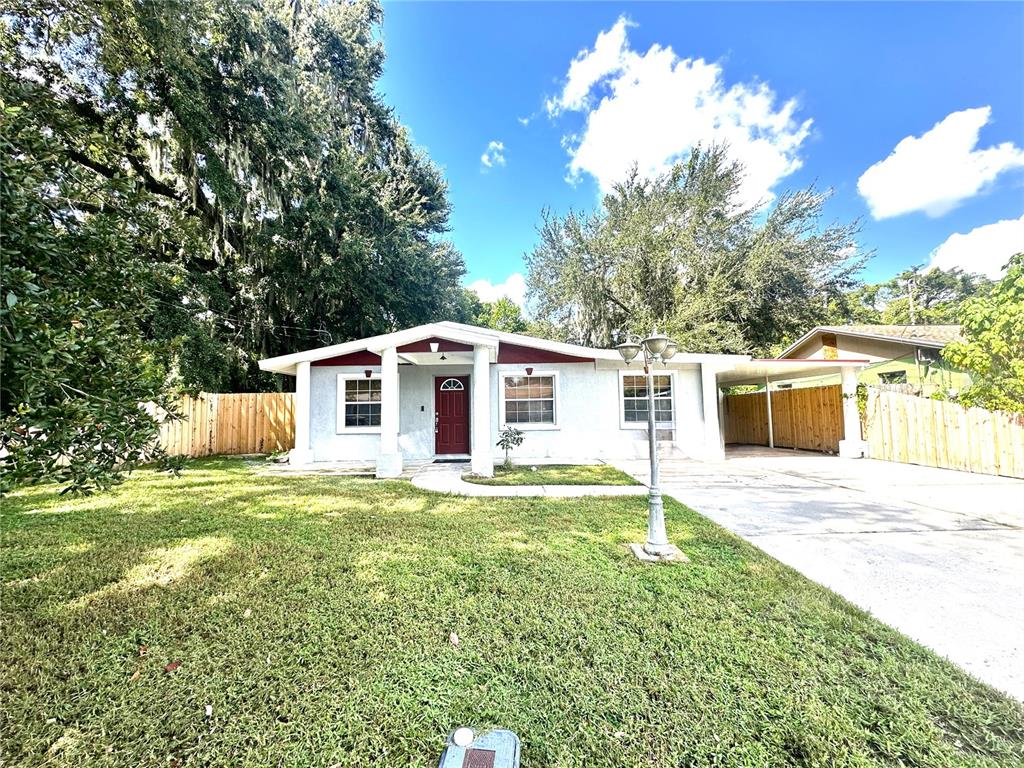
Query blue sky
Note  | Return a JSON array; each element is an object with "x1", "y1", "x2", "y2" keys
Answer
[{"x1": 377, "y1": 2, "x2": 1024, "y2": 307}]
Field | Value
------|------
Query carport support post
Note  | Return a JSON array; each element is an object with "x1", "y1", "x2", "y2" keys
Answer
[
  {"x1": 376, "y1": 345, "x2": 403, "y2": 478},
  {"x1": 765, "y1": 376, "x2": 774, "y2": 449},
  {"x1": 838, "y1": 365, "x2": 866, "y2": 458}
]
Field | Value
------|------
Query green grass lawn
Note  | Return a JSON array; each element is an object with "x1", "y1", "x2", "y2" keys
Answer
[
  {"x1": 3, "y1": 459, "x2": 1022, "y2": 767},
  {"x1": 464, "y1": 462, "x2": 639, "y2": 486}
]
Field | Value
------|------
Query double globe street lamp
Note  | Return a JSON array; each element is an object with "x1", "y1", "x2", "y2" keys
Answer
[{"x1": 617, "y1": 329, "x2": 685, "y2": 561}]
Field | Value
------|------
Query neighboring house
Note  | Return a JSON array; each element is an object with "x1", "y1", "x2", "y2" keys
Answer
[
  {"x1": 779, "y1": 325, "x2": 968, "y2": 392},
  {"x1": 259, "y1": 322, "x2": 868, "y2": 476}
]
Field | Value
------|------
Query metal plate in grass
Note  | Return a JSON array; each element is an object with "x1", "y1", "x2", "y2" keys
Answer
[{"x1": 438, "y1": 728, "x2": 520, "y2": 768}]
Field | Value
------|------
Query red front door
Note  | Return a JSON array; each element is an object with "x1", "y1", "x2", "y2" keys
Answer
[{"x1": 435, "y1": 376, "x2": 470, "y2": 455}]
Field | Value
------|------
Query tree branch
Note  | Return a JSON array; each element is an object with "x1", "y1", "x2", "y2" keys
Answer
[{"x1": 52, "y1": 88, "x2": 246, "y2": 255}]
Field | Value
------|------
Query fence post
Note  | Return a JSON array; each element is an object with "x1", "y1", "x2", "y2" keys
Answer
[{"x1": 838, "y1": 366, "x2": 866, "y2": 458}]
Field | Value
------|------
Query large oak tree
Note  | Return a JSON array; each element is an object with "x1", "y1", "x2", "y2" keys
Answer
[{"x1": 1, "y1": 0, "x2": 467, "y2": 490}]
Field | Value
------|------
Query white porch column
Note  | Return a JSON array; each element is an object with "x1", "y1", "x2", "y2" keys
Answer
[
  {"x1": 289, "y1": 361, "x2": 314, "y2": 465},
  {"x1": 701, "y1": 364, "x2": 725, "y2": 460},
  {"x1": 765, "y1": 376, "x2": 775, "y2": 449},
  {"x1": 838, "y1": 365, "x2": 866, "y2": 458},
  {"x1": 470, "y1": 344, "x2": 493, "y2": 477},
  {"x1": 376, "y1": 345, "x2": 402, "y2": 478}
]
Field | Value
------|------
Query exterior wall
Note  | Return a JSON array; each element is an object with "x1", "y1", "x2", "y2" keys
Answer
[
  {"x1": 311, "y1": 364, "x2": 474, "y2": 461},
  {"x1": 488, "y1": 363, "x2": 705, "y2": 461},
  {"x1": 791, "y1": 333, "x2": 914, "y2": 362},
  {"x1": 310, "y1": 365, "x2": 381, "y2": 461},
  {"x1": 398, "y1": 365, "x2": 472, "y2": 458},
  {"x1": 677, "y1": 368, "x2": 708, "y2": 458},
  {"x1": 786, "y1": 333, "x2": 970, "y2": 394},
  {"x1": 858, "y1": 356, "x2": 970, "y2": 392},
  {"x1": 307, "y1": 362, "x2": 710, "y2": 463}
]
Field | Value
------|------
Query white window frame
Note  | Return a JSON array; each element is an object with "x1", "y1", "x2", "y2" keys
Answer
[
  {"x1": 337, "y1": 373, "x2": 383, "y2": 433},
  {"x1": 618, "y1": 370, "x2": 675, "y2": 431},
  {"x1": 438, "y1": 377, "x2": 465, "y2": 391},
  {"x1": 498, "y1": 370, "x2": 560, "y2": 431}
]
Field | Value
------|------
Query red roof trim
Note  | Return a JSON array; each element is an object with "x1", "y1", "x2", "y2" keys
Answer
[
  {"x1": 312, "y1": 351, "x2": 381, "y2": 366},
  {"x1": 498, "y1": 342, "x2": 594, "y2": 364},
  {"x1": 397, "y1": 336, "x2": 473, "y2": 353}
]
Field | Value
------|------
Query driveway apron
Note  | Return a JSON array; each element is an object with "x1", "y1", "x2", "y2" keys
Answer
[{"x1": 615, "y1": 448, "x2": 1024, "y2": 700}]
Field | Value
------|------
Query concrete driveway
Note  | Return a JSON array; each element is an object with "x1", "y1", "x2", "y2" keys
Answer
[{"x1": 615, "y1": 447, "x2": 1024, "y2": 700}]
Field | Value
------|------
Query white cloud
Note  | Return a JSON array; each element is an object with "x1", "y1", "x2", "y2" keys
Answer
[
  {"x1": 928, "y1": 215, "x2": 1024, "y2": 278},
  {"x1": 547, "y1": 17, "x2": 634, "y2": 114},
  {"x1": 858, "y1": 107, "x2": 1024, "y2": 220},
  {"x1": 480, "y1": 140, "x2": 506, "y2": 169},
  {"x1": 467, "y1": 273, "x2": 526, "y2": 308},
  {"x1": 546, "y1": 16, "x2": 812, "y2": 209}
]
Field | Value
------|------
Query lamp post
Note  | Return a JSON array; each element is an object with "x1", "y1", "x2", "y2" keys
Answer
[{"x1": 617, "y1": 329, "x2": 682, "y2": 560}]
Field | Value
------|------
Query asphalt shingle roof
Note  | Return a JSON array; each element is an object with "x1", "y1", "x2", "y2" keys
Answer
[{"x1": 818, "y1": 325, "x2": 963, "y2": 345}]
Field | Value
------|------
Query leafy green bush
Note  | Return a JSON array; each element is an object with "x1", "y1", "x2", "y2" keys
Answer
[
  {"x1": 0, "y1": 102, "x2": 178, "y2": 493},
  {"x1": 944, "y1": 253, "x2": 1024, "y2": 414}
]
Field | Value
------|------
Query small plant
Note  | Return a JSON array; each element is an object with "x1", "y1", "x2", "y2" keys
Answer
[
  {"x1": 157, "y1": 454, "x2": 189, "y2": 476},
  {"x1": 496, "y1": 426, "x2": 524, "y2": 468}
]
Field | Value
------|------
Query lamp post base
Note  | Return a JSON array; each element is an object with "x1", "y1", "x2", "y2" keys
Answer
[{"x1": 628, "y1": 542, "x2": 689, "y2": 563}]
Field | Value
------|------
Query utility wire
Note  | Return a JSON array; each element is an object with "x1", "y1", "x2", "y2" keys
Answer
[{"x1": 149, "y1": 296, "x2": 334, "y2": 343}]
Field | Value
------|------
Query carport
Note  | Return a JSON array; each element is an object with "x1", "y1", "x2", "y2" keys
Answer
[{"x1": 716, "y1": 359, "x2": 868, "y2": 457}]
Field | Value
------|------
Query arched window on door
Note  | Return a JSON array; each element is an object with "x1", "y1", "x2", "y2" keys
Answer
[{"x1": 439, "y1": 378, "x2": 465, "y2": 391}]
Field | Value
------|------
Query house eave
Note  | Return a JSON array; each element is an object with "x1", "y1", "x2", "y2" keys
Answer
[
  {"x1": 780, "y1": 327, "x2": 953, "y2": 358},
  {"x1": 717, "y1": 358, "x2": 871, "y2": 386},
  {"x1": 258, "y1": 322, "x2": 757, "y2": 376},
  {"x1": 258, "y1": 324, "x2": 500, "y2": 375}
]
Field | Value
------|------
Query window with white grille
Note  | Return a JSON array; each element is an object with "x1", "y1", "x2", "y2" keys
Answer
[
  {"x1": 621, "y1": 373, "x2": 674, "y2": 426},
  {"x1": 337, "y1": 375, "x2": 382, "y2": 431}
]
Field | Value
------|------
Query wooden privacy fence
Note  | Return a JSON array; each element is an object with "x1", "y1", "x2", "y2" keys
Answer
[
  {"x1": 866, "y1": 388, "x2": 1024, "y2": 478},
  {"x1": 158, "y1": 392, "x2": 295, "y2": 457},
  {"x1": 723, "y1": 384, "x2": 844, "y2": 454}
]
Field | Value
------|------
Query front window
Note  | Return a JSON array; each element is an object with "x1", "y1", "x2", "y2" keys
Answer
[
  {"x1": 503, "y1": 375, "x2": 555, "y2": 425},
  {"x1": 622, "y1": 374, "x2": 673, "y2": 424},
  {"x1": 339, "y1": 376, "x2": 382, "y2": 429}
]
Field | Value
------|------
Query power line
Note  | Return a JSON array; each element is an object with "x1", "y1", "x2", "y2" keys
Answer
[{"x1": 149, "y1": 296, "x2": 334, "y2": 343}]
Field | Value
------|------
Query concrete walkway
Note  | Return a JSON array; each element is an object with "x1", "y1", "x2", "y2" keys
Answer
[
  {"x1": 614, "y1": 447, "x2": 1024, "y2": 700},
  {"x1": 410, "y1": 462, "x2": 648, "y2": 497}
]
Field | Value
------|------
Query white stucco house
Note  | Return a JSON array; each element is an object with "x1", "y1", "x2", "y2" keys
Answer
[{"x1": 257, "y1": 321, "x2": 867, "y2": 477}]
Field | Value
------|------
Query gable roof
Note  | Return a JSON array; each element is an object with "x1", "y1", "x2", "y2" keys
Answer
[
  {"x1": 258, "y1": 321, "x2": 749, "y2": 375},
  {"x1": 256, "y1": 322, "x2": 611, "y2": 375},
  {"x1": 780, "y1": 324, "x2": 963, "y2": 358}
]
